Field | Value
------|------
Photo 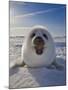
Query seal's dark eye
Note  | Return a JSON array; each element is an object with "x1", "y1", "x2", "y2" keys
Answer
[
  {"x1": 31, "y1": 33, "x2": 35, "y2": 38},
  {"x1": 43, "y1": 34, "x2": 48, "y2": 40}
]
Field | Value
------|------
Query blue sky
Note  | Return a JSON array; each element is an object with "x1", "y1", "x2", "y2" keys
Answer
[{"x1": 10, "y1": 1, "x2": 66, "y2": 37}]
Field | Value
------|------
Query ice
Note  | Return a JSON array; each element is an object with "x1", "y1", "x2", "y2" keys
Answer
[{"x1": 9, "y1": 36, "x2": 66, "y2": 88}]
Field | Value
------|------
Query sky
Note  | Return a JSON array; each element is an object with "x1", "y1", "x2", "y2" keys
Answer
[{"x1": 9, "y1": 1, "x2": 66, "y2": 37}]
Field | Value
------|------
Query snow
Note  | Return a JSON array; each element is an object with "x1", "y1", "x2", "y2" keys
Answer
[
  {"x1": 9, "y1": 57, "x2": 66, "y2": 88},
  {"x1": 9, "y1": 36, "x2": 66, "y2": 89}
]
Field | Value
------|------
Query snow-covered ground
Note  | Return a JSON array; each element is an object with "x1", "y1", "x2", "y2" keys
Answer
[{"x1": 9, "y1": 36, "x2": 66, "y2": 89}]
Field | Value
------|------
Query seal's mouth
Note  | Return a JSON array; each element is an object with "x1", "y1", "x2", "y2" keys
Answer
[
  {"x1": 35, "y1": 46, "x2": 44, "y2": 55},
  {"x1": 33, "y1": 36, "x2": 45, "y2": 55}
]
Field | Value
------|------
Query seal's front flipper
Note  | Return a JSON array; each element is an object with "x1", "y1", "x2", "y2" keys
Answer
[
  {"x1": 52, "y1": 60, "x2": 64, "y2": 70},
  {"x1": 46, "y1": 64, "x2": 55, "y2": 69},
  {"x1": 11, "y1": 61, "x2": 26, "y2": 69}
]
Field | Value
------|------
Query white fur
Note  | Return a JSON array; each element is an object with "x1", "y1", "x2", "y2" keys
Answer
[{"x1": 21, "y1": 26, "x2": 56, "y2": 67}]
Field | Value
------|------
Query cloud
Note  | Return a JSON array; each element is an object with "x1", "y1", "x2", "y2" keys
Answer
[{"x1": 15, "y1": 6, "x2": 64, "y2": 18}]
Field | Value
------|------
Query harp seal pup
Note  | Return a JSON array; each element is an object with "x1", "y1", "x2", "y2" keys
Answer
[
  {"x1": 21, "y1": 25, "x2": 63, "y2": 69},
  {"x1": 11, "y1": 25, "x2": 63, "y2": 70}
]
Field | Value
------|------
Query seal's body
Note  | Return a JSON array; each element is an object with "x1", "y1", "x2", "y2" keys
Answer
[{"x1": 21, "y1": 26, "x2": 56, "y2": 67}]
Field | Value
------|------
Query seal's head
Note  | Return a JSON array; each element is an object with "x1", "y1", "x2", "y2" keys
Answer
[
  {"x1": 26, "y1": 26, "x2": 50, "y2": 55},
  {"x1": 31, "y1": 28, "x2": 48, "y2": 55}
]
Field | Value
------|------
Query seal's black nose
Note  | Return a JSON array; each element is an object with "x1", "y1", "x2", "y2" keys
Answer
[
  {"x1": 35, "y1": 36, "x2": 43, "y2": 42},
  {"x1": 34, "y1": 36, "x2": 44, "y2": 45},
  {"x1": 36, "y1": 36, "x2": 42, "y2": 40}
]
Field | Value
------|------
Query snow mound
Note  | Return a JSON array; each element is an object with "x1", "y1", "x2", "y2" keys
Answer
[{"x1": 9, "y1": 57, "x2": 66, "y2": 89}]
